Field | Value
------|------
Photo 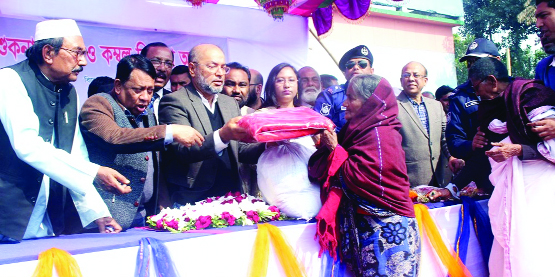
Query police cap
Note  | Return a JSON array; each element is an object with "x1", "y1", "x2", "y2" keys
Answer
[{"x1": 338, "y1": 45, "x2": 373, "y2": 71}]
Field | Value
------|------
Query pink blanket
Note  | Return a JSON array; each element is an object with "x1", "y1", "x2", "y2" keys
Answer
[{"x1": 237, "y1": 107, "x2": 335, "y2": 142}]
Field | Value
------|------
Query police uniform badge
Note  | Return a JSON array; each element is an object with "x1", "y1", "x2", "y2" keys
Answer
[
  {"x1": 320, "y1": 103, "x2": 332, "y2": 116},
  {"x1": 361, "y1": 47, "x2": 369, "y2": 56}
]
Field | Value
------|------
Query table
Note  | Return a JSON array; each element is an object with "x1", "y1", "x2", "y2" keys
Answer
[{"x1": 0, "y1": 202, "x2": 489, "y2": 276}]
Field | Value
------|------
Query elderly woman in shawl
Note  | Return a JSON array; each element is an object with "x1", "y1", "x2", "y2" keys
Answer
[
  {"x1": 308, "y1": 74, "x2": 420, "y2": 276},
  {"x1": 469, "y1": 58, "x2": 555, "y2": 277}
]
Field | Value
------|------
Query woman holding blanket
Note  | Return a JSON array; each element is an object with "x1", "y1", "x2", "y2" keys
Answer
[
  {"x1": 309, "y1": 74, "x2": 420, "y2": 276},
  {"x1": 255, "y1": 63, "x2": 322, "y2": 219}
]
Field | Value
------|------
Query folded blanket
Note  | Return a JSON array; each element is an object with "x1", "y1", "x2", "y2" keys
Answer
[{"x1": 238, "y1": 107, "x2": 335, "y2": 142}]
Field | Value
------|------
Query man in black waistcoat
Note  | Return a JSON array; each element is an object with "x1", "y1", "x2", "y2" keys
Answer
[
  {"x1": 0, "y1": 19, "x2": 130, "y2": 242},
  {"x1": 80, "y1": 54, "x2": 204, "y2": 229},
  {"x1": 159, "y1": 44, "x2": 265, "y2": 205}
]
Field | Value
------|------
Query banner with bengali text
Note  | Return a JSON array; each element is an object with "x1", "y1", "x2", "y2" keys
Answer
[{"x1": 0, "y1": 16, "x2": 228, "y2": 106}]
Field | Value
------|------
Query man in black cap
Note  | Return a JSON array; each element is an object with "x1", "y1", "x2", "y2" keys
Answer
[
  {"x1": 313, "y1": 45, "x2": 374, "y2": 132},
  {"x1": 440, "y1": 38, "x2": 501, "y2": 199}
]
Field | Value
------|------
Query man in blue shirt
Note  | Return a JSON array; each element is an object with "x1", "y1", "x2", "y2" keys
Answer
[
  {"x1": 313, "y1": 45, "x2": 374, "y2": 132},
  {"x1": 533, "y1": 0, "x2": 555, "y2": 141}
]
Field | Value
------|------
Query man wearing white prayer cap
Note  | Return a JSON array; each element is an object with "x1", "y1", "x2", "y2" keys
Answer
[{"x1": 0, "y1": 19, "x2": 131, "y2": 242}]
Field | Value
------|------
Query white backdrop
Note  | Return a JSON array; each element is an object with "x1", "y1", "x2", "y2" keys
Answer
[{"x1": 0, "y1": 0, "x2": 309, "y2": 104}]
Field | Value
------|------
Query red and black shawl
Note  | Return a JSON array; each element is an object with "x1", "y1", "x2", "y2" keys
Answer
[{"x1": 308, "y1": 78, "x2": 414, "y2": 259}]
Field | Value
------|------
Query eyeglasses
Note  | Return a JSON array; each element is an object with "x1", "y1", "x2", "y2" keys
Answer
[
  {"x1": 192, "y1": 62, "x2": 230, "y2": 74},
  {"x1": 275, "y1": 78, "x2": 297, "y2": 85},
  {"x1": 60, "y1": 47, "x2": 88, "y2": 59},
  {"x1": 149, "y1": 58, "x2": 174, "y2": 69},
  {"x1": 249, "y1": 83, "x2": 262, "y2": 86},
  {"x1": 401, "y1": 73, "x2": 427, "y2": 79},
  {"x1": 345, "y1": 60, "x2": 369, "y2": 70}
]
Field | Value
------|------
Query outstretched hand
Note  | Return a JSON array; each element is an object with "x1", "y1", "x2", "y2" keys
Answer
[
  {"x1": 485, "y1": 142, "x2": 522, "y2": 162},
  {"x1": 173, "y1": 125, "x2": 204, "y2": 147},
  {"x1": 95, "y1": 166, "x2": 131, "y2": 195},
  {"x1": 318, "y1": 129, "x2": 338, "y2": 151},
  {"x1": 219, "y1": 116, "x2": 248, "y2": 143},
  {"x1": 95, "y1": 217, "x2": 122, "y2": 233},
  {"x1": 448, "y1": 157, "x2": 465, "y2": 174}
]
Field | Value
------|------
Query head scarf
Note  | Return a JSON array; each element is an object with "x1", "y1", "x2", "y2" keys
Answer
[
  {"x1": 479, "y1": 78, "x2": 555, "y2": 145},
  {"x1": 338, "y1": 78, "x2": 414, "y2": 217},
  {"x1": 308, "y1": 78, "x2": 414, "y2": 260}
]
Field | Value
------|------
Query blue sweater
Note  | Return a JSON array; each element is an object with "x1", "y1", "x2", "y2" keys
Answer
[{"x1": 535, "y1": 55, "x2": 555, "y2": 91}]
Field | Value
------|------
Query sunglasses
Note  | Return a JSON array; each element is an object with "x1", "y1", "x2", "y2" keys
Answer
[{"x1": 345, "y1": 60, "x2": 369, "y2": 70}]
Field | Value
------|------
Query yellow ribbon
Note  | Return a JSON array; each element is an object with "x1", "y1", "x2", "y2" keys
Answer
[
  {"x1": 249, "y1": 223, "x2": 307, "y2": 277},
  {"x1": 414, "y1": 204, "x2": 472, "y2": 277},
  {"x1": 32, "y1": 247, "x2": 82, "y2": 277}
]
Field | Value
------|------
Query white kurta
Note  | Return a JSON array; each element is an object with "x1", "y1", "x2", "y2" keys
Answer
[{"x1": 0, "y1": 67, "x2": 111, "y2": 239}]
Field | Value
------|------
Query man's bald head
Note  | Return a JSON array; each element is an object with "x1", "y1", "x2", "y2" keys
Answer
[
  {"x1": 188, "y1": 44, "x2": 227, "y2": 96},
  {"x1": 400, "y1": 61, "x2": 428, "y2": 100}
]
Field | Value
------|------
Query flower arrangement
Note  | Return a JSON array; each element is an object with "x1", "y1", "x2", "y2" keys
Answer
[{"x1": 147, "y1": 192, "x2": 287, "y2": 233}]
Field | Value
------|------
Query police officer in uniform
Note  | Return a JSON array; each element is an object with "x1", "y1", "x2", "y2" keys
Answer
[
  {"x1": 313, "y1": 45, "x2": 374, "y2": 132},
  {"x1": 442, "y1": 38, "x2": 502, "y2": 198}
]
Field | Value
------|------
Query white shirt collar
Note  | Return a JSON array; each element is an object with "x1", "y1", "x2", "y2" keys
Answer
[
  {"x1": 550, "y1": 56, "x2": 555, "y2": 67},
  {"x1": 195, "y1": 90, "x2": 219, "y2": 114}
]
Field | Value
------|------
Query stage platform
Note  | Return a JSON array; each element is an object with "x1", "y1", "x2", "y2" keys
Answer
[{"x1": 0, "y1": 201, "x2": 489, "y2": 276}]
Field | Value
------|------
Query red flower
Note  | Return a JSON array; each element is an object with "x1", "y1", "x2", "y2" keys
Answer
[
  {"x1": 206, "y1": 198, "x2": 213, "y2": 203},
  {"x1": 195, "y1": 215, "x2": 212, "y2": 229},
  {"x1": 156, "y1": 219, "x2": 164, "y2": 229},
  {"x1": 246, "y1": 210, "x2": 260, "y2": 223},
  {"x1": 221, "y1": 212, "x2": 236, "y2": 225},
  {"x1": 167, "y1": 219, "x2": 179, "y2": 230},
  {"x1": 221, "y1": 199, "x2": 234, "y2": 205},
  {"x1": 269, "y1": 206, "x2": 280, "y2": 220},
  {"x1": 251, "y1": 199, "x2": 264, "y2": 203},
  {"x1": 234, "y1": 196, "x2": 245, "y2": 203}
]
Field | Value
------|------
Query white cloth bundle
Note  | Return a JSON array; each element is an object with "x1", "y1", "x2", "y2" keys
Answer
[{"x1": 257, "y1": 136, "x2": 322, "y2": 219}]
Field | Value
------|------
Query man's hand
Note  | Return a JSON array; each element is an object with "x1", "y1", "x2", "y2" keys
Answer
[
  {"x1": 528, "y1": 118, "x2": 555, "y2": 141},
  {"x1": 95, "y1": 166, "x2": 131, "y2": 195},
  {"x1": 219, "y1": 116, "x2": 248, "y2": 143},
  {"x1": 485, "y1": 142, "x2": 522, "y2": 162},
  {"x1": 460, "y1": 182, "x2": 489, "y2": 198},
  {"x1": 472, "y1": 127, "x2": 488, "y2": 150},
  {"x1": 426, "y1": 188, "x2": 452, "y2": 202},
  {"x1": 95, "y1": 217, "x2": 122, "y2": 233},
  {"x1": 173, "y1": 125, "x2": 204, "y2": 147},
  {"x1": 319, "y1": 129, "x2": 338, "y2": 151},
  {"x1": 448, "y1": 156, "x2": 465, "y2": 174}
]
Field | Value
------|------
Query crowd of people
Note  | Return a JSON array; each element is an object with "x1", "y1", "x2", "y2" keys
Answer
[{"x1": 2, "y1": 1, "x2": 555, "y2": 276}]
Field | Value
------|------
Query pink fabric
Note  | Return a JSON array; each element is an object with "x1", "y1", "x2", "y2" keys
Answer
[
  {"x1": 237, "y1": 107, "x2": 335, "y2": 142},
  {"x1": 288, "y1": 0, "x2": 327, "y2": 16}
]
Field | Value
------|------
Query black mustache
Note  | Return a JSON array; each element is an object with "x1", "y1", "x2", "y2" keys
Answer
[{"x1": 156, "y1": 72, "x2": 167, "y2": 79}]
